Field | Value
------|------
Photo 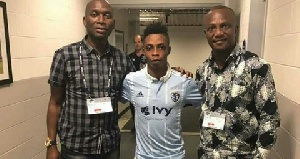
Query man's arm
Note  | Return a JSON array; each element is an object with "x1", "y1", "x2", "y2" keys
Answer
[
  {"x1": 253, "y1": 63, "x2": 280, "y2": 158},
  {"x1": 120, "y1": 74, "x2": 131, "y2": 104},
  {"x1": 183, "y1": 78, "x2": 203, "y2": 108},
  {"x1": 46, "y1": 86, "x2": 65, "y2": 159}
]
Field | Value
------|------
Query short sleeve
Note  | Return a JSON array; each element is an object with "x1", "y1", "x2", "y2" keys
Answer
[
  {"x1": 121, "y1": 74, "x2": 132, "y2": 103},
  {"x1": 183, "y1": 78, "x2": 203, "y2": 108},
  {"x1": 48, "y1": 50, "x2": 66, "y2": 87}
]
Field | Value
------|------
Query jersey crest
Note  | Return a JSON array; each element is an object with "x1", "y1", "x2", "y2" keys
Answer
[{"x1": 171, "y1": 92, "x2": 180, "y2": 102}]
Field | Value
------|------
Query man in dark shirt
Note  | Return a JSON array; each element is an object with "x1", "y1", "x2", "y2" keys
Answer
[
  {"x1": 128, "y1": 34, "x2": 146, "y2": 132},
  {"x1": 46, "y1": 0, "x2": 134, "y2": 159},
  {"x1": 129, "y1": 34, "x2": 146, "y2": 71}
]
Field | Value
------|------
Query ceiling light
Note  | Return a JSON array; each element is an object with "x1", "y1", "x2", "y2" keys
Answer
[{"x1": 139, "y1": 17, "x2": 159, "y2": 21}]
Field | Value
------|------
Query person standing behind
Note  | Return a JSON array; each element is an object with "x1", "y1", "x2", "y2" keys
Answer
[
  {"x1": 122, "y1": 22, "x2": 203, "y2": 159},
  {"x1": 128, "y1": 34, "x2": 146, "y2": 132},
  {"x1": 196, "y1": 5, "x2": 280, "y2": 159},
  {"x1": 46, "y1": 0, "x2": 134, "y2": 159},
  {"x1": 129, "y1": 34, "x2": 146, "y2": 71}
]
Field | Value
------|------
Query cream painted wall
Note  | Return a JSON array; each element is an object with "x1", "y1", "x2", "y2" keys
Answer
[
  {"x1": 140, "y1": 26, "x2": 211, "y2": 74},
  {"x1": 2, "y1": 0, "x2": 88, "y2": 81},
  {"x1": 109, "y1": 8, "x2": 139, "y2": 53},
  {"x1": 109, "y1": 0, "x2": 224, "y2": 5},
  {"x1": 238, "y1": 0, "x2": 250, "y2": 48},
  {"x1": 239, "y1": 1, "x2": 300, "y2": 158},
  {"x1": 0, "y1": 0, "x2": 299, "y2": 158},
  {"x1": 167, "y1": 26, "x2": 211, "y2": 73},
  {"x1": 0, "y1": 0, "x2": 89, "y2": 158},
  {"x1": 264, "y1": 0, "x2": 300, "y2": 158},
  {"x1": 0, "y1": 77, "x2": 49, "y2": 159}
]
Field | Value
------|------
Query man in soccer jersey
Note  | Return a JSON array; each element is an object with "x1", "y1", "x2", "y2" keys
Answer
[{"x1": 121, "y1": 22, "x2": 203, "y2": 159}]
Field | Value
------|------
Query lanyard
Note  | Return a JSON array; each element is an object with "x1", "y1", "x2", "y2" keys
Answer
[{"x1": 78, "y1": 44, "x2": 113, "y2": 98}]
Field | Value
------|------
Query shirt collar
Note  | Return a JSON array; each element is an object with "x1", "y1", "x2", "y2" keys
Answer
[
  {"x1": 82, "y1": 35, "x2": 112, "y2": 56},
  {"x1": 207, "y1": 44, "x2": 243, "y2": 67},
  {"x1": 144, "y1": 64, "x2": 172, "y2": 82}
]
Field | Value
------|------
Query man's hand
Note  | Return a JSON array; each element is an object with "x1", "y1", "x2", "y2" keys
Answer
[
  {"x1": 46, "y1": 146, "x2": 60, "y2": 159},
  {"x1": 171, "y1": 66, "x2": 193, "y2": 78}
]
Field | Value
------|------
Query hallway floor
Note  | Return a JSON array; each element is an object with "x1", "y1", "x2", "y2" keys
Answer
[{"x1": 118, "y1": 102, "x2": 200, "y2": 159}]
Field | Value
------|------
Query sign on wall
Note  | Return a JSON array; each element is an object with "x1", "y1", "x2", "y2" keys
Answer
[
  {"x1": 0, "y1": 1, "x2": 12, "y2": 86},
  {"x1": 115, "y1": 29, "x2": 124, "y2": 52}
]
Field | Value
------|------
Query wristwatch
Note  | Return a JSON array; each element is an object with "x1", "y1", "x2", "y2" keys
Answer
[{"x1": 45, "y1": 137, "x2": 57, "y2": 148}]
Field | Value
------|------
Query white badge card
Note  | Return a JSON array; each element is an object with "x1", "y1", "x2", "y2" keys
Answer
[
  {"x1": 202, "y1": 111, "x2": 226, "y2": 130},
  {"x1": 86, "y1": 97, "x2": 113, "y2": 114}
]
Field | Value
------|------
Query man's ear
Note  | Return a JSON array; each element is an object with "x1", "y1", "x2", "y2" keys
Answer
[
  {"x1": 83, "y1": 16, "x2": 86, "y2": 27},
  {"x1": 168, "y1": 46, "x2": 171, "y2": 55}
]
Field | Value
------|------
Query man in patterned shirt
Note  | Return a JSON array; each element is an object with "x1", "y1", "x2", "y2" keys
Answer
[
  {"x1": 122, "y1": 22, "x2": 203, "y2": 159},
  {"x1": 46, "y1": 0, "x2": 134, "y2": 159},
  {"x1": 196, "y1": 5, "x2": 280, "y2": 159}
]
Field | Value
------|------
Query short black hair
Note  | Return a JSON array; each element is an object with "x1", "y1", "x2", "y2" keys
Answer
[
  {"x1": 203, "y1": 5, "x2": 237, "y2": 27},
  {"x1": 143, "y1": 22, "x2": 170, "y2": 44}
]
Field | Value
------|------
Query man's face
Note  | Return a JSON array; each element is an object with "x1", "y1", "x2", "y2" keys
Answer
[
  {"x1": 134, "y1": 35, "x2": 143, "y2": 51},
  {"x1": 143, "y1": 34, "x2": 170, "y2": 68},
  {"x1": 203, "y1": 9, "x2": 237, "y2": 53},
  {"x1": 83, "y1": 0, "x2": 115, "y2": 40}
]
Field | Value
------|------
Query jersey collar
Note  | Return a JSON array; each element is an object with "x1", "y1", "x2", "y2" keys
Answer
[{"x1": 145, "y1": 64, "x2": 171, "y2": 83}]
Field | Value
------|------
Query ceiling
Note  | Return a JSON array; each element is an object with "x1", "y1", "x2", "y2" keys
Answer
[
  {"x1": 111, "y1": 1, "x2": 225, "y2": 27},
  {"x1": 138, "y1": 8, "x2": 211, "y2": 26}
]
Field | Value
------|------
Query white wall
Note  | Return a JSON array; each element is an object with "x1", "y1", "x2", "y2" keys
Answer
[
  {"x1": 238, "y1": 0, "x2": 250, "y2": 48},
  {"x1": 264, "y1": 0, "x2": 300, "y2": 158},
  {"x1": 247, "y1": 0, "x2": 267, "y2": 57},
  {"x1": 109, "y1": 0, "x2": 224, "y2": 6},
  {"x1": 3, "y1": 0, "x2": 88, "y2": 81},
  {"x1": 1, "y1": 0, "x2": 299, "y2": 158},
  {"x1": 0, "y1": 77, "x2": 49, "y2": 159},
  {"x1": 0, "y1": 0, "x2": 89, "y2": 158},
  {"x1": 167, "y1": 26, "x2": 211, "y2": 73},
  {"x1": 239, "y1": 1, "x2": 300, "y2": 158},
  {"x1": 111, "y1": 9, "x2": 129, "y2": 51},
  {"x1": 127, "y1": 10, "x2": 140, "y2": 53},
  {"x1": 109, "y1": 8, "x2": 139, "y2": 54}
]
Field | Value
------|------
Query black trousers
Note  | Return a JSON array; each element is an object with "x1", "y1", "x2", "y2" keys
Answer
[{"x1": 60, "y1": 144, "x2": 120, "y2": 159}]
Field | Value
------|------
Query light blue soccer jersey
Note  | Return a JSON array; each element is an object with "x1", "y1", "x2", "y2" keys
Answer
[{"x1": 122, "y1": 66, "x2": 203, "y2": 159}]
